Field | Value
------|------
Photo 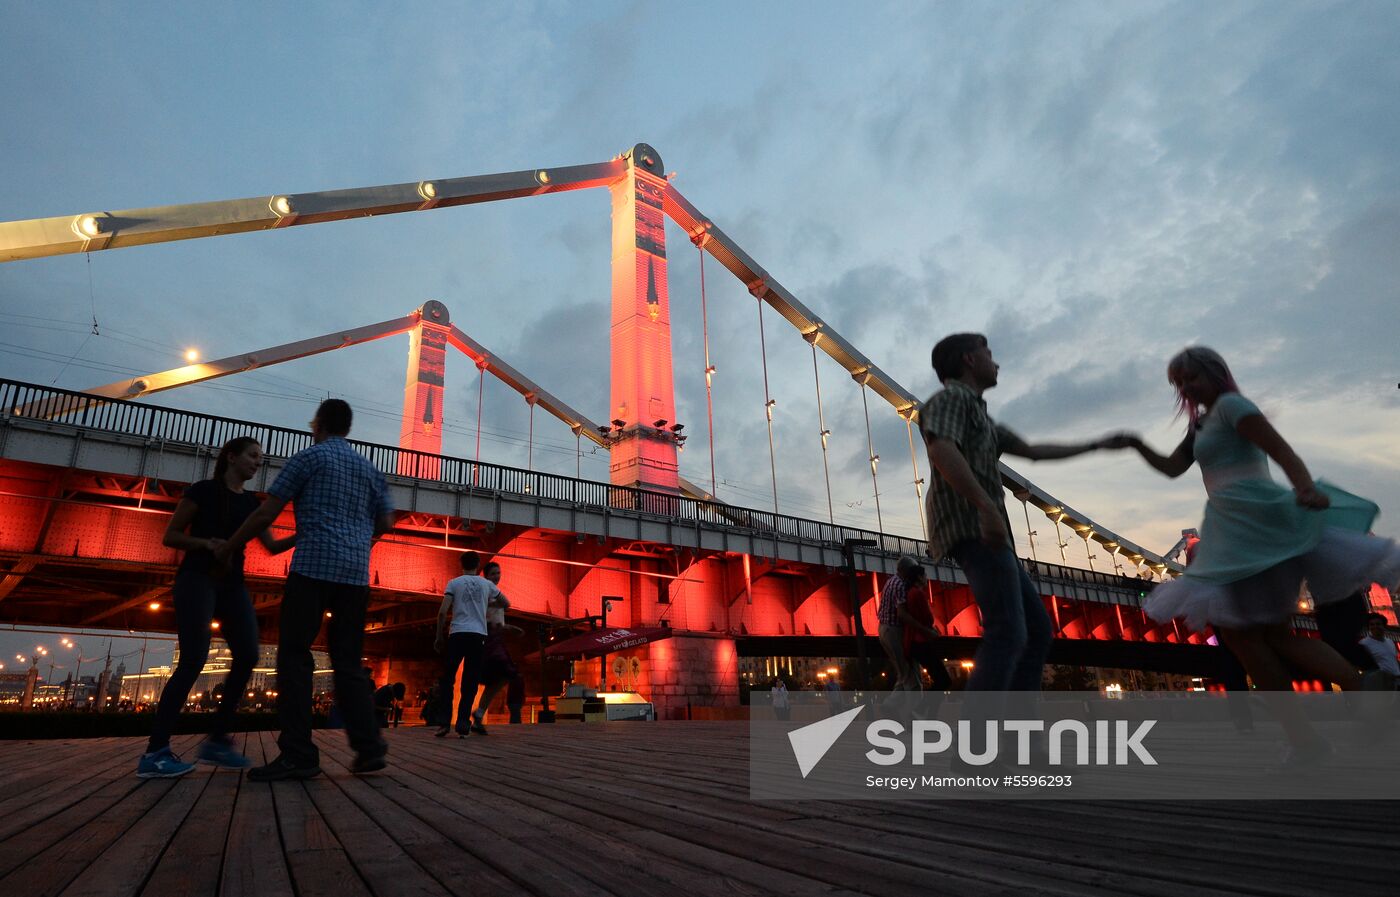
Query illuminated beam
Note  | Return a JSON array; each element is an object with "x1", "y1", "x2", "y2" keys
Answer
[
  {"x1": 18, "y1": 311, "x2": 424, "y2": 421},
  {"x1": 663, "y1": 183, "x2": 1180, "y2": 574},
  {"x1": 0, "y1": 160, "x2": 628, "y2": 263},
  {"x1": 0, "y1": 557, "x2": 39, "y2": 602},
  {"x1": 80, "y1": 585, "x2": 171, "y2": 625}
]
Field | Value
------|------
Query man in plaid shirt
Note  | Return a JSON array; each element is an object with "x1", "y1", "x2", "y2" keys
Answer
[
  {"x1": 220, "y1": 398, "x2": 395, "y2": 780},
  {"x1": 920, "y1": 334, "x2": 1129, "y2": 701}
]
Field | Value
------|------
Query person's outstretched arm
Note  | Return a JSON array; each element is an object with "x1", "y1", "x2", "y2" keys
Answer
[
  {"x1": 1235, "y1": 415, "x2": 1327, "y2": 508},
  {"x1": 1001, "y1": 432, "x2": 1134, "y2": 462},
  {"x1": 1128, "y1": 434, "x2": 1195, "y2": 478}
]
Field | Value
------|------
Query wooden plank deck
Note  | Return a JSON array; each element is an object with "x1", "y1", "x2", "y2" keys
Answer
[{"x1": 0, "y1": 721, "x2": 1394, "y2": 897}]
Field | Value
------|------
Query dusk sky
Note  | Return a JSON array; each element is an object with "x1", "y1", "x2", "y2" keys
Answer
[{"x1": 2, "y1": 2, "x2": 1397, "y2": 668}]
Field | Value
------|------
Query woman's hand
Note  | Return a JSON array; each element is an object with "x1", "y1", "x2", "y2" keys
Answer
[{"x1": 1295, "y1": 483, "x2": 1330, "y2": 509}]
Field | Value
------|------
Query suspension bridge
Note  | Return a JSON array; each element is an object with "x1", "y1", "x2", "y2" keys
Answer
[{"x1": 0, "y1": 143, "x2": 1295, "y2": 717}]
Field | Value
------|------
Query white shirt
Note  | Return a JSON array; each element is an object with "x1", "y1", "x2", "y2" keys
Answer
[
  {"x1": 445, "y1": 574, "x2": 503, "y2": 636},
  {"x1": 1360, "y1": 635, "x2": 1400, "y2": 676}
]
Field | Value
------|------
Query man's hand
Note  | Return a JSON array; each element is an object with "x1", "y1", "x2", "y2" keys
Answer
[
  {"x1": 433, "y1": 636, "x2": 445, "y2": 654},
  {"x1": 1096, "y1": 432, "x2": 1138, "y2": 450},
  {"x1": 212, "y1": 541, "x2": 235, "y2": 564},
  {"x1": 978, "y1": 505, "x2": 1009, "y2": 547}
]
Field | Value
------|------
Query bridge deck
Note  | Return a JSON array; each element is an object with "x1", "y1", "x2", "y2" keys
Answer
[{"x1": 0, "y1": 722, "x2": 1392, "y2": 897}]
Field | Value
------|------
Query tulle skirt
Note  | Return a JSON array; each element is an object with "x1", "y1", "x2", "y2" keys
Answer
[{"x1": 1146, "y1": 526, "x2": 1400, "y2": 632}]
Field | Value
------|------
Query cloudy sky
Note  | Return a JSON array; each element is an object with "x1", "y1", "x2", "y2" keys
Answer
[{"x1": 2, "y1": 2, "x2": 1398, "y2": 666}]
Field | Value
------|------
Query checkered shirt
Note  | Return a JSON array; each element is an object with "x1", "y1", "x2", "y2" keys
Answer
[
  {"x1": 918, "y1": 380, "x2": 1017, "y2": 561},
  {"x1": 877, "y1": 574, "x2": 909, "y2": 626},
  {"x1": 269, "y1": 437, "x2": 392, "y2": 586}
]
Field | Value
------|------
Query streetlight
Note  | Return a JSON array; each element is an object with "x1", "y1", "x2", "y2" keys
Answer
[
  {"x1": 841, "y1": 538, "x2": 877, "y2": 690},
  {"x1": 62, "y1": 639, "x2": 84, "y2": 709}
]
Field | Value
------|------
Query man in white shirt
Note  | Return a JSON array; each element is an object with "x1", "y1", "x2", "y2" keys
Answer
[
  {"x1": 1360, "y1": 613, "x2": 1400, "y2": 679},
  {"x1": 433, "y1": 551, "x2": 508, "y2": 738}
]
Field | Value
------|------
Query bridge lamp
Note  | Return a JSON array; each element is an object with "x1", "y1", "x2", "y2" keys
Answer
[
  {"x1": 76, "y1": 215, "x2": 103, "y2": 237},
  {"x1": 184, "y1": 348, "x2": 199, "y2": 363},
  {"x1": 148, "y1": 602, "x2": 161, "y2": 611}
]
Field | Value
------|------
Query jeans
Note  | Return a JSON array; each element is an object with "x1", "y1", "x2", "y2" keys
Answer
[
  {"x1": 440, "y1": 632, "x2": 487, "y2": 731},
  {"x1": 949, "y1": 539, "x2": 1053, "y2": 693},
  {"x1": 148, "y1": 570, "x2": 258, "y2": 753},
  {"x1": 275, "y1": 573, "x2": 384, "y2": 767}
]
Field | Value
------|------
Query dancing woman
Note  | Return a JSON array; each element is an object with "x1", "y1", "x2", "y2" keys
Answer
[
  {"x1": 1124, "y1": 347, "x2": 1400, "y2": 764},
  {"x1": 137, "y1": 437, "x2": 296, "y2": 777}
]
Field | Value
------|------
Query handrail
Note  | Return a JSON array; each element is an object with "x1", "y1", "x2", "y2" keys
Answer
[{"x1": 0, "y1": 378, "x2": 1156, "y2": 597}]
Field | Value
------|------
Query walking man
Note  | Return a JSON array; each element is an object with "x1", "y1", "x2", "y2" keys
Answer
[
  {"x1": 434, "y1": 551, "x2": 508, "y2": 737},
  {"x1": 219, "y1": 398, "x2": 394, "y2": 779},
  {"x1": 919, "y1": 334, "x2": 1127, "y2": 732}
]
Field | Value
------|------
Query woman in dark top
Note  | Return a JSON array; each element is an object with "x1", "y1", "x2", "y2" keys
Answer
[{"x1": 137, "y1": 436, "x2": 296, "y2": 778}]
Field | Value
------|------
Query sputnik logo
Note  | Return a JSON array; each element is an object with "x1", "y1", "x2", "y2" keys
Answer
[{"x1": 787, "y1": 706, "x2": 865, "y2": 778}]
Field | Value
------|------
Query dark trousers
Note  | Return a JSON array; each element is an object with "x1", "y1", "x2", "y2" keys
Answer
[
  {"x1": 276, "y1": 573, "x2": 384, "y2": 766},
  {"x1": 148, "y1": 570, "x2": 258, "y2": 752},
  {"x1": 906, "y1": 640, "x2": 954, "y2": 690},
  {"x1": 949, "y1": 539, "x2": 1053, "y2": 692},
  {"x1": 1316, "y1": 591, "x2": 1377, "y2": 676},
  {"x1": 440, "y1": 632, "x2": 487, "y2": 731}
]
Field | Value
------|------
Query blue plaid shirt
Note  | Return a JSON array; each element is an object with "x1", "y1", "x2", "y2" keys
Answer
[{"x1": 269, "y1": 437, "x2": 392, "y2": 586}]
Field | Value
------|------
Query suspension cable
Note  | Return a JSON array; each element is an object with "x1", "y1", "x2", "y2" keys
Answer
[
  {"x1": 902, "y1": 412, "x2": 928, "y2": 543},
  {"x1": 474, "y1": 358, "x2": 488, "y2": 483},
  {"x1": 1021, "y1": 500, "x2": 1039, "y2": 563},
  {"x1": 526, "y1": 395, "x2": 536, "y2": 471},
  {"x1": 752, "y1": 283, "x2": 779, "y2": 514},
  {"x1": 696, "y1": 238, "x2": 718, "y2": 497},
  {"x1": 804, "y1": 332, "x2": 835, "y2": 525},
  {"x1": 856, "y1": 371, "x2": 884, "y2": 541}
]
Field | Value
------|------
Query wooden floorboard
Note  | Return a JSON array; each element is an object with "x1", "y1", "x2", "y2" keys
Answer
[{"x1": 0, "y1": 721, "x2": 1393, "y2": 897}]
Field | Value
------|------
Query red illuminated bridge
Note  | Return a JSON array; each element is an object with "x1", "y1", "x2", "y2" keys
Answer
[{"x1": 2, "y1": 143, "x2": 1358, "y2": 715}]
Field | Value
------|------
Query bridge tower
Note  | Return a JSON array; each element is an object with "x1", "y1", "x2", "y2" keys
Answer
[
  {"x1": 608, "y1": 144, "x2": 680, "y2": 493},
  {"x1": 398, "y1": 300, "x2": 451, "y2": 478}
]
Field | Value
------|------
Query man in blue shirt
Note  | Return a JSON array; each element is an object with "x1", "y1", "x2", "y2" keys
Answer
[{"x1": 219, "y1": 398, "x2": 395, "y2": 780}]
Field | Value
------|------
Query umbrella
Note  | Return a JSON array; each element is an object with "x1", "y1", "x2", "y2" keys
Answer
[{"x1": 544, "y1": 626, "x2": 673, "y2": 660}]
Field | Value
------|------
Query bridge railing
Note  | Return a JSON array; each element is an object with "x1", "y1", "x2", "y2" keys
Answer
[{"x1": 0, "y1": 378, "x2": 933, "y2": 554}]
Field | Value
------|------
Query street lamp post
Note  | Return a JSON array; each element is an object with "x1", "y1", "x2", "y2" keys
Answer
[{"x1": 841, "y1": 538, "x2": 877, "y2": 691}]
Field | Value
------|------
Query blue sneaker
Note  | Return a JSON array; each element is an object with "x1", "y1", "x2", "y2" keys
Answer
[
  {"x1": 137, "y1": 747, "x2": 196, "y2": 778},
  {"x1": 197, "y1": 735, "x2": 252, "y2": 769}
]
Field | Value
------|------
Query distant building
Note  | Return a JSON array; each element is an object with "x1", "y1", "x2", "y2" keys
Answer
[{"x1": 120, "y1": 641, "x2": 333, "y2": 707}]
